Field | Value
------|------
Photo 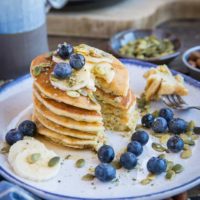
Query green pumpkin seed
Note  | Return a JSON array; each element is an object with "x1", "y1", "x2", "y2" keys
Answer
[
  {"x1": 186, "y1": 131, "x2": 193, "y2": 136},
  {"x1": 172, "y1": 164, "x2": 184, "y2": 174},
  {"x1": 135, "y1": 124, "x2": 143, "y2": 130},
  {"x1": 152, "y1": 110, "x2": 159, "y2": 118},
  {"x1": 88, "y1": 93, "x2": 98, "y2": 104},
  {"x1": 0, "y1": 146, "x2": 10, "y2": 154},
  {"x1": 181, "y1": 149, "x2": 192, "y2": 159},
  {"x1": 48, "y1": 156, "x2": 60, "y2": 167},
  {"x1": 160, "y1": 134, "x2": 170, "y2": 144},
  {"x1": 111, "y1": 160, "x2": 122, "y2": 169},
  {"x1": 158, "y1": 154, "x2": 166, "y2": 159},
  {"x1": 185, "y1": 139, "x2": 195, "y2": 146},
  {"x1": 165, "y1": 170, "x2": 175, "y2": 180},
  {"x1": 27, "y1": 153, "x2": 41, "y2": 164},
  {"x1": 152, "y1": 143, "x2": 167, "y2": 152},
  {"x1": 191, "y1": 135, "x2": 199, "y2": 140},
  {"x1": 67, "y1": 91, "x2": 80, "y2": 98},
  {"x1": 140, "y1": 178, "x2": 152, "y2": 185},
  {"x1": 82, "y1": 174, "x2": 95, "y2": 181},
  {"x1": 166, "y1": 161, "x2": 174, "y2": 171},
  {"x1": 33, "y1": 66, "x2": 42, "y2": 76},
  {"x1": 147, "y1": 173, "x2": 156, "y2": 180},
  {"x1": 183, "y1": 144, "x2": 190, "y2": 150},
  {"x1": 77, "y1": 89, "x2": 88, "y2": 97},
  {"x1": 187, "y1": 120, "x2": 195, "y2": 132},
  {"x1": 75, "y1": 159, "x2": 85, "y2": 168}
]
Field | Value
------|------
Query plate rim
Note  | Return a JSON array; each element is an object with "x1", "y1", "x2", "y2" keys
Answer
[{"x1": 1, "y1": 59, "x2": 200, "y2": 200}]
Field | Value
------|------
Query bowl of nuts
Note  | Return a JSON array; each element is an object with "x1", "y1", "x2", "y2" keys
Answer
[{"x1": 182, "y1": 46, "x2": 200, "y2": 80}]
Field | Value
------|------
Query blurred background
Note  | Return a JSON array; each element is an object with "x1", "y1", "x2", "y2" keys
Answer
[{"x1": 1, "y1": 0, "x2": 200, "y2": 81}]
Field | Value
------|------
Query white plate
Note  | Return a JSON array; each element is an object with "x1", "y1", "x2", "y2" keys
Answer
[{"x1": 0, "y1": 59, "x2": 200, "y2": 200}]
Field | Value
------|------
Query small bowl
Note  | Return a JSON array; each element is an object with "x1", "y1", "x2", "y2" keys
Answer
[
  {"x1": 182, "y1": 46, "x2": 200, "y2": 80},
  {"x1": 109, "y1": 29, "x2": 181, "y2": 65}
]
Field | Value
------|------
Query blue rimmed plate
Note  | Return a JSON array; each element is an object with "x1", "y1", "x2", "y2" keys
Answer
[{"x1": 0, "y1": 59, "x2": 200, "y2": 200}]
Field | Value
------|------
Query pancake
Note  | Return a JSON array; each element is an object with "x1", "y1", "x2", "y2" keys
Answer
[
  {"x1": 33, "y1": 95, "x2": 104, "y2": 132},
  {"x1": 33, "y1": 118, "x2": 102, "y2": 150},
  {"x1": 31, "y1": 55, "x2": 101, "y2": 111},
  {"x1": 33, "y1": 86, "x2": 102, "y2": 122},
  {"x1": 34, "y1": 110, "x2": 100, "y2": 140}
]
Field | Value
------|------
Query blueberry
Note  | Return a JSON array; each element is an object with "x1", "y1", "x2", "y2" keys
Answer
[
  {"x1": 141, "y1": 114, "x2": 154, "y2": 128},
  {"x1": 18, "y1": 120, "x2": 37, "y2": 137},
  {"x1": 57, "y1": 43, "x2": 74, "y2": 59},
  {"x1": 97, "y1": 145, "x2": 115, "y2": 163},
  {"x1": 131, "y1": 130, "x2": 149, "y2": 145},
  {"x1": 120, "y1": 152, "x2": 137, "y2": 170},
  {"x1": 5, "y1": 129, "x2": 23, "y2": 145},
  {"x1": 152, "y1": 117, "x2": 168, "y2": 133},
  {"x1": 54, "y1": 63, "x2": 72, "y2": 79},
  {"x1": 95, "y1": 163, "x2": 116, "y2": 182},
  {"x1": 167, "y1": 136, "x2": 184, "y2": 153},
  {"x1": 69, "y1": 54, "x2": 85, "y2": 70},
  {"x1": 159, "y1": 108, "x2": 174, "y2": 122},
  {"x1": 168, "y1": 118, "x2": 188, "y2": 134},
  {"x1": 127, "y1": 141, "x2": 143, "y2": 156},
  {"x1": 147, "y1": 157, "x2": 167, "y2": 174}
]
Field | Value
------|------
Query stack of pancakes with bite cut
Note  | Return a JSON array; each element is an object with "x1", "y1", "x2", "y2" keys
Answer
[{"x1": 31, "y1": 44, "x2": 138, "y2": 151}]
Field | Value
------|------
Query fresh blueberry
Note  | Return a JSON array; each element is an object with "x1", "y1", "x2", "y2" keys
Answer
[
  {"x1": 69, "y1": 53, "x2": 85, "y2": 70},
  {"x1": 152, "y1": 117, "x2": 168, "y2": 133},
  {"x1": 57, "y1": 43, "x2": 74, "y2": 59},
  {"x1": 127, "y1": 141, "x2": 143, "y2": 156},
  {"x1": 159, "y1": 108, "x2": 174, "y2": 122},
  {"x1": 95, "y1": 163, "x2": 116, "y2": 182},
  {"x1": 167, "y1": 136, "x2": 184, "y2": 153},
  {"x1": 168, "y1": 118, "x2": 188, "y2": 134},
  {"x1": 53, "y1": 63, "x2": 72, "y2": 79},
  {"x1": 120, "y1": 152, "x2": 137, "y2": 170},
  {"x1": 97, "y1": 145, "x2": 115, "y2": 163},
  {"x1": 141, "y1": 114, "x2": 154, "y2": 128},
  {"x1": 5, "y1": 129, "x2": 23, "y2": 145},
  {"x1": 18, "y1": 120, "x2": 37, "y2": 137},
  {"x1": 131, "y1": 130, "x2": 149, "y2": 145},
  {"x1": 147, "y1": 157, "x2": 167, "y2": 174}
]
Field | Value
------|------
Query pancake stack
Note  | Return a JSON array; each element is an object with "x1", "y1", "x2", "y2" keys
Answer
[{"x1": 30, "y1": 44, "x2": 138, "y2": 151}]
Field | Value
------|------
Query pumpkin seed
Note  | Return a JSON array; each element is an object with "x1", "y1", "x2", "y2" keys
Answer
[
  {"x1": 183, "y1": 144, "x2": 190, "y2": 150},
  {"x1": 181, "y1": 149, "x2": 192, "y2": 159},
  {"x1": 27, "y1": 153, "x2": 41, "y2": 164},
  {"x1": 111, "y1": 160, "x2": 122, "y2": 169},
  {"x1": 33, "y1": 66, "x2": 42, "y2": 76},
  {"x1": 187, "y1": 120, "x2": 195, "y2": 132},
  {"x1": 172, "y1": 164, "x2": 184, "y2": 174},
  {"x1": 186, "y1": 131, "x2": 193, "y2": 136},
  {"x1": 75, "y1": 159, "x2": 85, "y2": 168},
  {"x1": 152, "y1": 110, "x2": 159, "y2": 118},
  {"x1": 165, "y1": 170, "x2": 175, "y2": 180},
  {"x1": 166, "y1": 161, "x2": 174, "y2": 171},
  {"x1": 158, "y1": 154, "x2": 166, "y2": 159},
  {"x1": 135, "y1": 124, "x2": 143, "y2": 130},
  {"x1": 48, "y1": 156, "x2": 60, "y2": 167},
  {"x1": 147, "y1": 173, "x2": 156, "y2": 180},
  {"x1": 67, "y1": 91, "x2": 80, "y2": 98},
  {"x1": 152, "y1": 143, "x2": 167, "y2": 152},
  {"x1": 0, "y1": 146, "x2": 10, "y2": 154},
  {"x1": 191, "y1": 134, "x2": 199, "y2": 140},
  {"x1": 88, "y1": 93, "x2": 98, "y2": 104},
  {"x1": 82, "y1": 174, "x2": 95, "y2": 181},
  {"x1": 140, "y1": 178, "x2": 152, "y2": 185},
  {"x1": 185, "y1": 139, "x2": 195, "y2": 146},
  {"x1": 77, "y1": 89, "x2": 88, "y2": 97},
  {"x1": 160, "y1": 134, "x2": 170, "y2": 144}
]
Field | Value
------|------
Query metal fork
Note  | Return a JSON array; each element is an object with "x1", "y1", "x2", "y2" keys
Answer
[{"x1": 161, "y1": 94, "x2": 200, "y2": 111}]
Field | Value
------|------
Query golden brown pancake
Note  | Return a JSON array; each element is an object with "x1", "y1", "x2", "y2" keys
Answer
[
  {"x1": 33, "y1": 95, "x2": 104, "y2": 132},
  {"x1": 33, "y1": 86, "x2": 102, "y2": 122}
]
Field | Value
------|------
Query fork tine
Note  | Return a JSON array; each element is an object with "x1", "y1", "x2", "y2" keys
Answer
[
  {"x1": 162, "y1": 95, "x2": 175, "y2": 108},
  {"x1": 166, "y1": 95, "x2": 178, "y2": 108},
  {"x1": 171, "y1": 94, "x2": 183, "y2": 108},
  {"x1": 175, "y1": 94, "x2": 187, "y2": 105}
]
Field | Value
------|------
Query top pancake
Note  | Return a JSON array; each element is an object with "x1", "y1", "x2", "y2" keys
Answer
[{"x1": 31, "y1": 55, "x2": 101, "y2": 111}]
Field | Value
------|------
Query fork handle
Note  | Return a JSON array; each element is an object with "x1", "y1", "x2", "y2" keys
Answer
[{"x1": 189, "y1": 106, "x2": 200, "y2": 110}]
